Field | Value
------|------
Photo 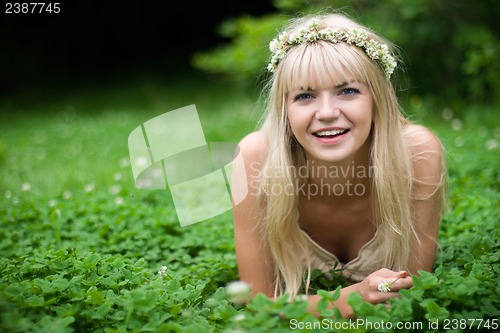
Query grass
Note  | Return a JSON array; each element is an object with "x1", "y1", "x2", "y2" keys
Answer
[
  {"x1": 0, "y1": 71, "x2": 260, "y2": 197},
  {"x1": 0, "y1": 72, "x2": 498, "y2": 332}
]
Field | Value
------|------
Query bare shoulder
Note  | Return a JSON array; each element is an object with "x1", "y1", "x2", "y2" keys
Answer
[
  {"x1": 237, "y1": 130, "x2": 268, "y2": 167},
  {"x1": 403, "y1": 124, "x2": 443, "y2": 156},
  {"x1": 231, "y1": 131, "x2": 268, "y2": 203},
  {"x1": 238, "y1": 130, "x2": 268, "y2": 151},
  {"x1": 403, "y1": 124, "x2": 445, "y2": 190}
]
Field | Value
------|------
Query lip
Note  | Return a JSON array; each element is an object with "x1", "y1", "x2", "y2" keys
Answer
[
  {"x1": 311, "y1": 127, "x2": 350, "y2": 144},
  {"x1": 312, "y1": 126, "x2": 349, "y2": 133}
]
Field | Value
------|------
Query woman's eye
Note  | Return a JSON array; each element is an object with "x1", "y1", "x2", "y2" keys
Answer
[
  {"x1": 340, "y1": 87, "x2": 360, "y2": 95},
  {"x1": 293, "y1": 93, "x2": 314, "y2": 101}
]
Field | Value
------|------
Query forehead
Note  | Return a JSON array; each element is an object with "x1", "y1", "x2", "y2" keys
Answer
[{"x1": 279, "y1": 41, "x2": 368, "y2": 93}]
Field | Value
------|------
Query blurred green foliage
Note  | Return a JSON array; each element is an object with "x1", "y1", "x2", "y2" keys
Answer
[{"x1": 192, "y1": 0, "x2": 499, "y2": 105}]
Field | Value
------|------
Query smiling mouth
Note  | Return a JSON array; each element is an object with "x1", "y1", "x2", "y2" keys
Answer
[{"x1": 313, "y1": 129, "x2": 350, "y2": 138}]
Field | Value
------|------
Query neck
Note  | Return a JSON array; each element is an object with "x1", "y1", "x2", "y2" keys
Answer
[{"x1": 302, "y1": 141, "x2": 372, "y2": 199}]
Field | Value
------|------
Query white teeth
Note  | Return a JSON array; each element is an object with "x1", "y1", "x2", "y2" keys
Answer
[{"x1": 315, "y1": 129, "x2": 347, "y2": 137}]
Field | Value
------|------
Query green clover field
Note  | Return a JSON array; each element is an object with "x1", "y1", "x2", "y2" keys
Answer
[{"x1": 1, "y1": 75, "x2": 498, "y2": 332}]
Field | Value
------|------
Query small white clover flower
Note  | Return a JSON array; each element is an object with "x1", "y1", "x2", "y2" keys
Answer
[
  {"x1": 109, "y1": 184, "x2": 121, "y2": 195},
  {"x1": 442, "y1": 108, "x2": 453, "y2": 121},
  {"x1": 63, "y1": 191, "x2": 72, "y2": 200},
  {"x1": 307, "y1": 18, "x2": 320, "y2": 30},
  {"x1": 226, "y1": 280, "x2": 251, "y2": 304},
  {"x1": 387, "y1": 60, "x2": 397, "y2": 77},
  {"x1": 454, "y1": 136, "x2": 465, "y2": 147},
  {"x1": 84, "y1": 183, "x2": 95, "y2": 193},
  {"x1": 22, "y1": 183, "x2": 31, "y2": 192},
  {"x1": 485, "y1": 139, "x2": 498, "y2": 150},
  {"x1": 305, "y1": 32, "x2": 318, "y2": 42},
  {"x1": 277, "y1": 32, "x2": 288, "y2": 44},
  {"x1": 298, "y1": 27, "x2": 308, "y2": 36},
  {"x1": 287, "y1": 32, "x2": 301, "y2": 44},
  {"x1": 378, "y1": 281, "x2": 392, "y2": 292},
  {"x1": 119, "y1": 157, "x2": 130, "y2": 168},
  {"x1": 365, "y1": 40, "x2": 380, "y2": 59},
  {"x1": 332, "y1": 29, "x2": 343, "y2": 41},
  {"x1": 269, "y1": 39, "x2": 279, "y2": 53},
  {"x1": 232, "y1": 313, "x2": 246, "y2": 322},
  {"x1": 318, "y1": 28, "x2": 335, "y2": 41},
  {"x1": 114, "y1": 196, "x2": 124, "y2": 205},
  {"x1": 451, "y1": 119, "x2": 463, "y2": 131},
  {"x1": 351, "y1": 28, "x2": 368, "y2": 45},
  {"x1": 158, "y1": 265, "x2": 168, "y2": 277}
]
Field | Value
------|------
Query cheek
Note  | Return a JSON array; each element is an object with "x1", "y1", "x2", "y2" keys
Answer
[
  {"x1": 356, "y1": 105, "x2": 374, "y2": 127},
  {"x1": 351, "y1": 112, "x2": 371, "y2": 128},
  {"x1": 286, "y1": 110, "x2": 306, "y2": 133}
]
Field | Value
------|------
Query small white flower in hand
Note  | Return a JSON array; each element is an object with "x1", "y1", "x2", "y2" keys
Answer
[{"x1": 377, "y1": 281, "x2": 392, "y2": 292}]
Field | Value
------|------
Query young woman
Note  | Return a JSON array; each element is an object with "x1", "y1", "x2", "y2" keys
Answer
[{"x1": 231, "y1": 11, "x2": 446, "y2": 318}]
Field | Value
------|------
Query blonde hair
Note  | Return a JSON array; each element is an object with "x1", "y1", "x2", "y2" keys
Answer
[{"x1": 255, "y1": 12, "x2": 445, "y2": 298}]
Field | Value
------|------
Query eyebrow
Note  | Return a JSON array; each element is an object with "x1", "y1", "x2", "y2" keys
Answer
[
  {"x1": 298, "y1": 80, "x2": 356, "y2": 91},
  {"x1": 334, "y1": 80, "x2": 356, "y2": 89}
]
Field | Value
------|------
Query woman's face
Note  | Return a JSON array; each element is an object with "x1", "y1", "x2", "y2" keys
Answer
[{"x1": 286, "y1": 79, "x2": 374, "y2": 164}]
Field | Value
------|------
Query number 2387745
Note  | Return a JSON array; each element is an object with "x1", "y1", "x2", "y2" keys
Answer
[{"x1": 5, "y1": 3, "x2": 60, "y2": 14}]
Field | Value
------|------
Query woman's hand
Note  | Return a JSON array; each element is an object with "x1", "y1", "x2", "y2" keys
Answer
[
  {"x1": 352, "y1": 268, "x2": 412, "y2": 304},
  {"x1": 312, "y1": 268, "x2": 412, "y2": 319}
]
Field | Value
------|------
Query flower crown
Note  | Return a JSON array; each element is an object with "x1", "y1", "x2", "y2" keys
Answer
[{"x1": 267, "y1": 18, "x2": 397, "y2": 79}]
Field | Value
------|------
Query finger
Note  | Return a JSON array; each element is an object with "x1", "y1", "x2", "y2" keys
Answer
[
  {"x1": 375, "y1": 268, "x2": 400, "y2": 277},
  {"x1": 376, "y1": 269, "x2": 409, "y2": 279},
  {"x1": 391, "y1": 277, "x2": 413, "y2": 291}
]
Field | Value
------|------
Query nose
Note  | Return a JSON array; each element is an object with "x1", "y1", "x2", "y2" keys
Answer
[{"x1": 315, "y1": 94, "x2": 341, "y2": 121}]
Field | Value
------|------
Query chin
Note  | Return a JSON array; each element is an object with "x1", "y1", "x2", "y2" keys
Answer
[{"x1": 309, "y1": 150, "x2": 352, "y2": 163}]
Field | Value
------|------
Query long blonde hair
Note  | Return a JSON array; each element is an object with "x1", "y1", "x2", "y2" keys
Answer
[{"x1": 256, "y1": 12, "x2": 443, "y2": 298}]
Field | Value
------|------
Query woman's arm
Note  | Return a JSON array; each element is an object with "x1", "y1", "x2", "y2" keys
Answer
[
  {"x1": 232, "y1": 131, "x2": 276, "y2": 297},
  {"x1": 404, "y1": 124, "x2": 445, "y2": 273}
]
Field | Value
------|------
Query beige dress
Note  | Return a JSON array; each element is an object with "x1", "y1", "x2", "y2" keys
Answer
[{"x1": 301, "y1": 229, "x2": 386, "y2": 283}]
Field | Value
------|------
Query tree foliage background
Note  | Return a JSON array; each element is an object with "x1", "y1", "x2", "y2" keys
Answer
[{"x1": 192, "y1": 0, "x2": 499, "y2": 107}]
